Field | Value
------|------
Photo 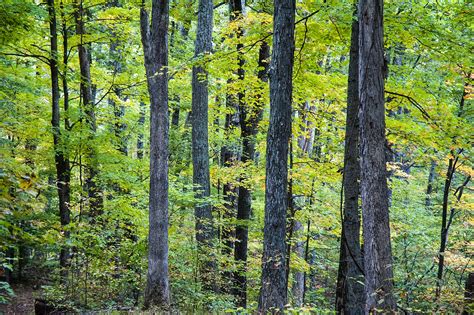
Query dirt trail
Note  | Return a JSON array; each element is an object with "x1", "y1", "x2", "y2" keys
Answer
[{"x1": 0, "y1": 284, "x2": 36, "y2": 314}]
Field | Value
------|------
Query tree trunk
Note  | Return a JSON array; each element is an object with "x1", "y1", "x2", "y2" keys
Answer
[
  {"x1": 335, "y1": 5, "x2": 365, "y2": 314},
  {"x1": 74, "y1": 0, "x2": 103, "y2": 216},
  {"x1": 234, "y1": 40, "x2": 270, "y2": 307},
  {"x1": 425, "y1": 159, "x2": 437, "y2": 208},
  {"x1": 191, "y1": 0, "x2": 217, "y2": 290},
  {"x1": 219, "y1": 0, "x2": 245, "y2": 291},
  {"x1": 436, "y1": 155, "x2": 470, "y2": 300},
  {"x1": 463, "y1": 273, "x2": 474, "y2": 315},
  {"x1": 291, "y1": 220, "x2": 304, "y2": 307},
  {"x1": 137, "y1": 101, "x2": 146, "y2": 159},
  {"x1": 48, "y1": 0, "x2": 71, "y2": 281},
  {"x1": 258, "y1": 0, "x2": 295, "y2": 311},
  {"x1": 358, "y1": 0, "x2": 397, "y2": 312},
  {"x1": 109, "y1": 36, "x2": 128, "y2": 155},
  {"x1": 139, "y1": 0, "x2": 171, "y2": 309}
]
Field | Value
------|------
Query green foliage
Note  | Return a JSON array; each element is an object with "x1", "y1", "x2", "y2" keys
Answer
[{"x1": 0, "y1": 0, "x2": 472, "y2": 312}]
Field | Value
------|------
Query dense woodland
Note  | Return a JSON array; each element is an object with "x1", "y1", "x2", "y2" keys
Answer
[{"x1": 0, "y1": 0, "x2": 473, "y2": 313}]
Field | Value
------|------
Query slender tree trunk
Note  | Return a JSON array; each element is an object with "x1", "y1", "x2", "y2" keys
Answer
[
  {"x1": 137, "y1": 101, "x2": 146, "y2": 159},
  {"x1": 74, "y1": 0, "x2": 103, "y2": 216},
  {"x1": 109, "y1": 23, "x2": 128, "y2": 156},
  {"x1": 258, "y1": 0, "x2": 295, "y2": 310},
  {"x1": 219, "y1": 0, "x2": 245, "y2": 291},
  {"x1": 358, "y1": 0, "x2": 396, "y2": 312},
  {"x1": 291, "y1": 220, "x2": 304, "y2": 307},
  {"x1": 425, "y1": 160, "x2": 437, "y2": 208},
  {"x1": 139, "y1": 0, "x2": 171, "y2": 308},
  {"x1": 436, "y1": 155, "x2": 470, "y2": 300},
  {"x1": 48, "y1": 0, "x2": 71, "y2": 281},
  {"x1": 335, "y1": 5, "x2": 365, "y2": 314},
  {"x1": 192, "y1": 0, "x2": 217, "y2": 289},
  {"x1": 60, "y1": 0, "x2": 70, "y2": 131},
  {"x1": 234, "y1": 40, "x2": 270, "y2": 307},
  {"x1": 436, "y1": 157, "x2": 454, "y2": 300},
  {"x1": 171, "y1": 96, "x2": 180, "y2": 127}
]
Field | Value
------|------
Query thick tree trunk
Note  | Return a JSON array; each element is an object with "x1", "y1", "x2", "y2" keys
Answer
[
  {"x1": 358, "y1": 0, "x2": 397, "y2": 312},
  {"x1": 191, "y1": 0, "x2": 217, "y2": 289},
  {"x1": 463, "y1": 273, "x2": 474, "y2": 315},
  {"x1": 234, "y1": 40, "x2": 270, "y2": 307},
  {"x1": 48, "y1": 0, "x2": 71, "y2": 281},
  {"x1": 258, "y1": 0, "x2": 295, "y2": 311},
  {"x1": 139, "y1": 0, "x2": 171, "y2": 309},
  {"x1": 74, "y1": 0, "x2": 103, "y2": 216},
  {"x1": 335, "y1": 5, "x2": 365, "y2": 314}
]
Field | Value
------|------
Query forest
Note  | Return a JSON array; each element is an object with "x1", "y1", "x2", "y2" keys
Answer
[{"x1": 0, "y1": 0, "x2": 472, "y2": 313}]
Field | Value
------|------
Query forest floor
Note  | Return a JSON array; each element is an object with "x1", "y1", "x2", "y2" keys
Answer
[{"x1": 0, "y1": 284, "x2": 37, "y2": 314}]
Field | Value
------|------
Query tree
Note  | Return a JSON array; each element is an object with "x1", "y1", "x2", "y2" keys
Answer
[
  {"x1": 221, "y1": 0, "x2": 244, "y2": 267},
  {"x1": 258, "y1": 0, "x2": 295, "y2": 311},
  {"x1": 139, "y1": 0, "x2": 171, "y2": 309},
  {"x1": 335, "y1": 4, "x2": 365, "y2": 313},
  {"x1": 47, "y1": 0, "x2": 71, "y2": 281},
  {"x1": 73, "y1": 0, "x2": 103, "y2": 216},
  {"x1": 436, "y1": 152, "x2": 470, "y2": 300},
  {"x1": 191, "y1": 0, "x2": 216, "y2": 288},
  {"x1": 234, "y1": 40, "x2": 270, "y2": 307},
  {"x1": 358, "y1": 0, "x2": 396, "y2": 311}
]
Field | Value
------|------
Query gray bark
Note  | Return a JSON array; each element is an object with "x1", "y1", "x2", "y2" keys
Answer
[
  {"x1": 140, "y1": 0, "x2": 171, "y2": 308},
  {"x1": 358, "y1": 0, "x2": 397, "y2": 312},
  {"x1": 258, "y1": 0, "x2": 295, "y2": 311},
  {"x1": 291, "y1": 221, "x2": 304, "y2": 307},
  {"x1": 335, "y1": 5, "x2": 365, "y2": 314},
  {"x1": 191, "y1": 0, "x2": 217, "y2": 289}
]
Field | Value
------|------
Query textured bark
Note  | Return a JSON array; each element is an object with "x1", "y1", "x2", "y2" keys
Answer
[
  {"x1": 74, "y1": 0, "x2": 103, "y2": 216},
  {"x1": 234, "y1": 40, "x2": 270, "y2": 307},
  {"x1": 358, "y1": 0, "x2": 396, "y2": 312},
  {"x1": 192, "y1": 0, "x2": 217, "y2": 289},
  {"x1": 258, "y1": 0, "x2": 295, "y2": 311},
  {"x1": 463, "y1": 273, "x2": 474, "y2": 315},
  {"x1": 140, "y1": 0, "x2": 171, "y2": 308},
  {"x1": 335, "y1": 6, "x2": 365, "y2": 314},
  {"x1": 291, "y1": 221, "x2": 304, "y2": 307},
  {"x1": 48, "y1": 0, "x2": 71, "y2": 280}
]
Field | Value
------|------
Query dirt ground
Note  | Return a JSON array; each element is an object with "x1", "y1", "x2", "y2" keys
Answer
[{"x1": 0, "y1": 284, "x2": 36, "y2": 314}]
